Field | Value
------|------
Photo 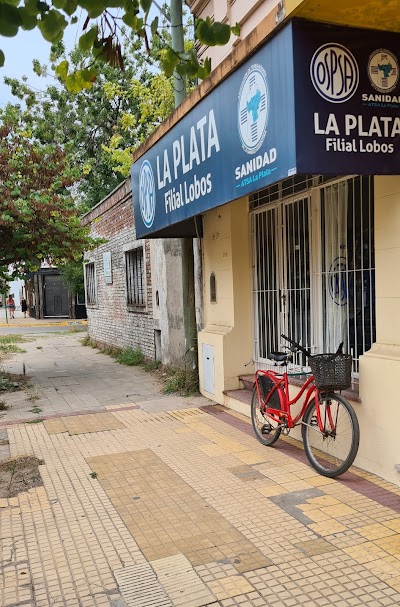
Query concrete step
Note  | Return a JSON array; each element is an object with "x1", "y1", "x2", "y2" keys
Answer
[
  {"x1": 223, "y1": 387, "x2": 252, "y2": 418},
  {"x1": 239, "y1": 374, "x2": 254, "y2": 391}
]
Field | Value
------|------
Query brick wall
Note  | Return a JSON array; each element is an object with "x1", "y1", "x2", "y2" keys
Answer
[{"x1": 82, "y1": 180, "x2": 155, "y2": 359}]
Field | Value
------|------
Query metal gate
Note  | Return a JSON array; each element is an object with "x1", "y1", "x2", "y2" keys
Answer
[
  {"x1": 44, "y1": 275, "x2": 69, "y2": 317},
  {"x1": 252, "y1": 196, "x2": 311, "y2": 367}
]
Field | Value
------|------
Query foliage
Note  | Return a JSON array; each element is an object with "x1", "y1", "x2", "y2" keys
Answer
[
  {"x1": 162, "y1": 366, "x2": 199, "y2": 395},
  {"x1": 5, "y1": 40, "x2": 176, "y2": 207},
  {"x1": 59, "y1": 258, "x2": 85, "y2": 297},
  {"x1": 0, "y1": 1, "x2": 240, "y2": 88},
  {"x1": 115, "y1": 347, "x2": 145, "y2": 366},
  {"x1": 0, "y1": 106, "x2": 97, "y2": 281}
]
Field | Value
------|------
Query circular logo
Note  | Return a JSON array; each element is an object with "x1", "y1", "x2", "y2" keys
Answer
[
  {"x1": 368, "y1": 49, "x2": 399, "y2": 93},
  {"x1": 139, "y1": 160, "x2": 156, "y2": 229},
  {"x1": 328, "y1": 256, "x2": 347, "y2": 306},
  {"x1": 238, "y1": 64, "x2": 269, "y2": 154},
  {"x1": 310, "y1": 43, "x2": 359, "y2": 103}
]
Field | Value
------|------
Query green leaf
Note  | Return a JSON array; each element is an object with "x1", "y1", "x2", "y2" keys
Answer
[
  {"x1": 64, "y1": 0, "x2": 78, "y2": 16},
  {"x1": 79, "y1": 0, "x2": 105, "y2": 19},
  {"x1": 212, "y1": 22, "x2": 231, "y2": 46},
  {"x1": 197, "y1": 57, "x2": 212, "y2": 80},
  {"x1": 231, "y1": 23, "x2": 240, "y2": 37},
  {"x1": 23, "y1": 0, "x2": 41, "y2": 16},
  {"x1": 38, "y1": 9, "x2": 68, "y2": 42},
  {"x1": 0, "y1": 50, "x2": 5, "y2": 68},
  {"x1": 195, "y1": 17, "x2": 215, "y2": 46},
  {"x1": 122, "y1": 11, "x2": 138, "y2": 29},
  {"x1": 18, "y1": 8, "x2": 38, "y2": 31},
  {"x1": 78, "y1": 26, "x2": 98, "y2": 51},
  {"x1": 37, "y1": 1, "x2": 50, "y2": 11},
  {"x1": 0, "y1": 4, "x2": 22, "y2": 37},
  {"x1": 81, "y1": 67, "x2": 96, "y2": 84},
  {"x1": 159, "y1": 47, "x2": 180, "y2": 78},
  {"x1": 55, "y1": 59, "x2": 69, "y2": 80},
  {"x1": 140, "y1": 0, "x2": 151, "y2": 13},
  {"x1": 150, "y1": 15, "x2": 158, "y2": 36}
]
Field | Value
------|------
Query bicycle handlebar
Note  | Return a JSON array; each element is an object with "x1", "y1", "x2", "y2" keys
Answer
[
  {"x1": 281, "y1": 334, "x2": 311, "y2": 358},
  {"x1": 281, "y1": 335, "x2": 345, "y2": 357}
]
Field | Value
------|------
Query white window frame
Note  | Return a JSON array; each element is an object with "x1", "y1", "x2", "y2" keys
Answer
[
  {"x1": 124, "y1": 245, "x2": 147, "y2": 312},
  {"x1": 84, "y1": 262, "x2": 97, "y2": 307}
]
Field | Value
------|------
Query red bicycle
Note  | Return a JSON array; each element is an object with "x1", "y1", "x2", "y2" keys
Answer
[{"x1": 251, "y1": 334, "x2": 360, "y2": 477}]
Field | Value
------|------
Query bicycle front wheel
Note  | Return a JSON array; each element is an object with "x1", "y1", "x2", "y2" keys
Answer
[
  {"x1": 301, "y1": 393, "x2": 359, "y2": 478},
  {"x1": 251, "y1": 385, "x2": 282, "y2": 446}
]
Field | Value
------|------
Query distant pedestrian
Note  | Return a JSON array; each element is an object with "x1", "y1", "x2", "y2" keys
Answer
[
  {"x1": 21, "y1": 297, "x2": 28, "y2": 318},
  {"x1": 6, "y1": 294, "x2": 15, "y2": 319}
]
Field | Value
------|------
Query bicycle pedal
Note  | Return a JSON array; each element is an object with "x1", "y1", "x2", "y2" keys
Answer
[{"x1": 261, "y1": 424, "x2": 272, "y2": 435}]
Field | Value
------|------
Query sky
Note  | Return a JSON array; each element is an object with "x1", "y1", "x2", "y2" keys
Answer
[
  {"x1": 0, "y1": 4, "x2": 172, "y2": 109},
  {"x1": 0, "y1": 22, "x2": 81, "y2": 108}
]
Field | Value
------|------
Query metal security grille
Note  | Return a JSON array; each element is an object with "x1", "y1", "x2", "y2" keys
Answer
[
  {"x1": 126, "y1": 248, "x2": 145, "y2": 307},
  {"x1": 85, "y1": 263, "x2": 97, "y2": 305},
  {"x1": 252, "y1": 196, "x2": 312, "y2": 368},
  {"x1": 320, "y1": 176, "x2": 375, "y2": 374},
  {"x1": 251, "y1": 175, "x2": 375, "y2": 377}
]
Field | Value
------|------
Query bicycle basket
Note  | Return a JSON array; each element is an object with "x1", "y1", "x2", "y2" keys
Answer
[
  {"x1": 256, "y1": 375, "x2": 281, "y2": 410},
  {"x1": 309, "y1": 353, "x2": 352, "y2": 392}
]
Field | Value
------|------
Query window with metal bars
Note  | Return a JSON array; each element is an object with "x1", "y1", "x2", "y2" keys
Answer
[
  {"x1": 251, "y1": 175, "x2": 375, "y2": 381},
  {"x1": 84, "y1": 263, "x2": 97, "y2": 306},
  {"x1": 125, "y1": 248, "x2": 145, "y2": 308}
]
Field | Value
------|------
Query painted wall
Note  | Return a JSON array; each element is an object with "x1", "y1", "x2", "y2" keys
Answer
[
  {"x1": 188, "y1": 0, "x2": 280, "y2": 68},
  {"x1": 151, "y1": 238, "x2": 186, "y2": 366},
  {"x1": 358, "y1": 176, "x2": 400, "y2": 485},
  {"x1": 198, "y1": 198, "x2": 253, "y2": 402}
]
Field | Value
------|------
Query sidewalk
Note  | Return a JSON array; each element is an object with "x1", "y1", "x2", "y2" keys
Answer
[
  {"x1": 1, "y1": 333, "x2": 400, "y2": 606},
  {"x1": 0, "y1": 309, "x2": 87, "y2": 328}
]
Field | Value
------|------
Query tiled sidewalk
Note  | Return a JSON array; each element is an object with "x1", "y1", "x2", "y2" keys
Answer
[{"x1": 1, "y1": 405, "x2": 400, "y2": 606}]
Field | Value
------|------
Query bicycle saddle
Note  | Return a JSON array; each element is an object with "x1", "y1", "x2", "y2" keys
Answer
[{"x1": 268, "y1": 351, "x2": 289, "y2": 362}]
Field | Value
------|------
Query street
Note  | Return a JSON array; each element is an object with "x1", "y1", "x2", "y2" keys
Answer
[{"x1": 0, "y1": 328, "x2": 400, "y2": 606}]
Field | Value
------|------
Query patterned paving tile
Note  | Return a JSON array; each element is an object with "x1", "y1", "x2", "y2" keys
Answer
[
  {"x1": 86, "y1": 449, "x2": 272, "y2": 572},
  {"x1": 151, "y1": 553, "x2": 216, "y2": 606},
  {"x1": 294, "y1": 538, "x2": 338, "y2": 557},
  {"x1": 114, "y1": 563, "x2": 172, "y2": 607},
  {"x1": 207, "y1": 575, "x2": 255, "y2": 600},
  {"x1": 44, "y1": 412, "x2": 126, "y2": 435}
]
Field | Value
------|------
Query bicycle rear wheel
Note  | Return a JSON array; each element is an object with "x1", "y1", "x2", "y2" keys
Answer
[
  {"x1": 251, "y1": 385, "x2": 282, "y2": 446},
  {"x1": 301, "y1": 393, "x2": 359, "y2": 478}
]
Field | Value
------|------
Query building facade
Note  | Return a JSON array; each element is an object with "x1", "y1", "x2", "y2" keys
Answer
[
  {"x1": 82, "y1": 180, "x2": 187, "y2": 365},
  {"x1": 130, "y1": 0, "x2": 400, "y2": 484}
]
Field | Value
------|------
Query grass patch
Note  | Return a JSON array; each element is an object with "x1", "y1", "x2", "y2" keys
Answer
[
  {"x1": 28, "y1": 406, "x2": 42, "y2": 414},
  {"x1": 0, "y1": 372, "x2": 29, "y2": 392},
  {"x1": 115, "y1": 348, "x2": 145, "y2": 366},
  {"x1": 81, "y1": 335, "x2": 96, "y2": 347},
  {"x1": 162, "y1": 367, "x2": 199, "y2": 396},
  {"x1": 0, "y1": 336, "x2": 28, "y2": 361},
  {"x1": 67, "y1": 326, "x2": 87, "y2": 334},
  {"x1": 0, "y1": 455, "x2": 43, "y2": 498},
  {"x1": 0, "y1": 335, "x2": 27, "y2": 344},
  {"x1": 142, "y1": 360, "x2": 161, "y2": 372}
]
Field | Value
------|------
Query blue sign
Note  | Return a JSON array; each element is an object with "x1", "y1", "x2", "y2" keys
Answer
[
  {"x1": 132, "y1": 24, "x2": 296, "y2": 238},
  {"x1": 132, "y1": 20, "x2": 400, "y2": 237},
  {"x1": 293, "y1": 20, "x2": 400, "y2": 174}
]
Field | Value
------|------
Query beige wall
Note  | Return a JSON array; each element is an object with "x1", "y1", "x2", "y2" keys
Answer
[
  {"x1": 188, "y1": 0, "x2": 280, "y2": 69},
  {"x1": 357, "y1": 176, "x2": 400, "y2": 485},
  {"x1": 198, "y1": 199, "x2": 253, "y2": 402}
]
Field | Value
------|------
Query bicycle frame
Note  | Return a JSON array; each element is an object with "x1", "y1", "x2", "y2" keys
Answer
[{"x1": 255, "y1": 369, "x2": 318, "y2": 429}]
